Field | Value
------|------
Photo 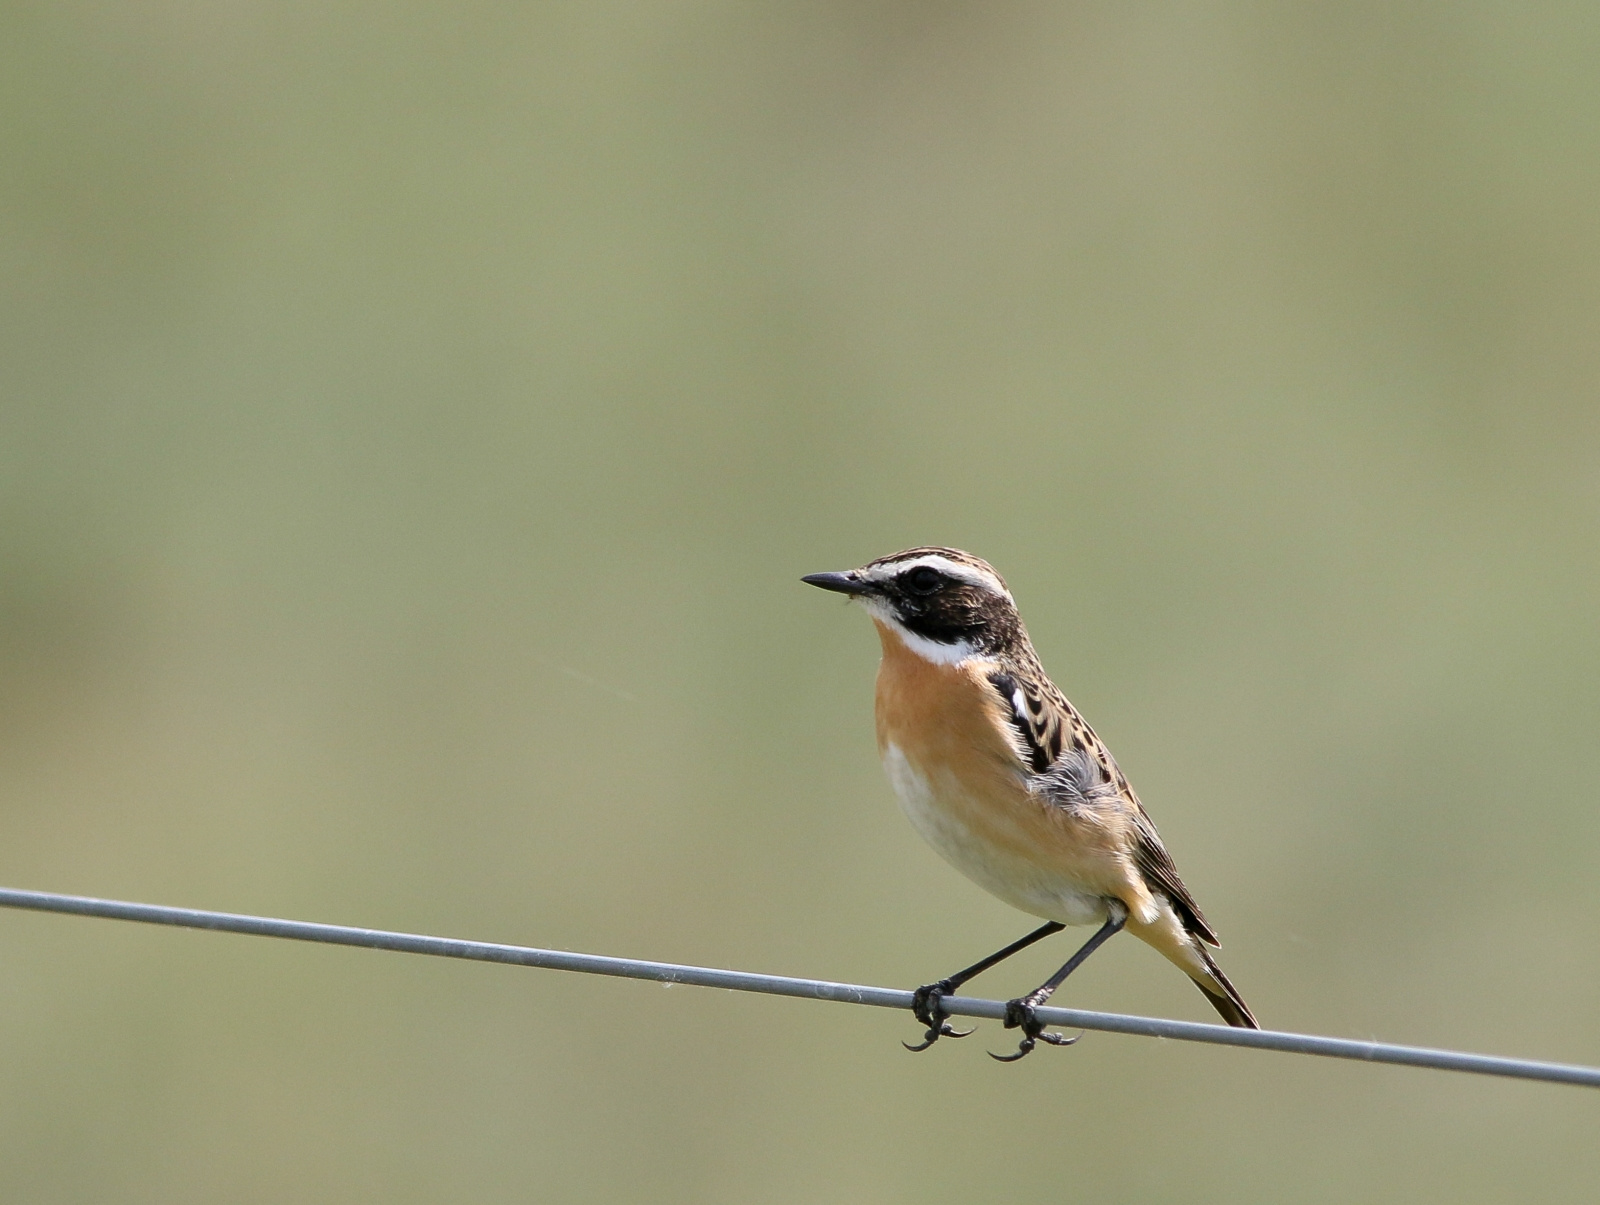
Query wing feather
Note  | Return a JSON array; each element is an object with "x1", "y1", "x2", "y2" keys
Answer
[{"x1": 986, "y1": 660, "x2": 1220, "y2": 947}]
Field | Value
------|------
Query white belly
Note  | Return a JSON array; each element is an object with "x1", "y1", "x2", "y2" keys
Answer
[{"x1": 880, "y1": 743, "x2": 1109, "y2": 927}]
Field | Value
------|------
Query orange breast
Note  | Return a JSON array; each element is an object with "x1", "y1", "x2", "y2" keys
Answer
[
  {"x1": 872, "y1": 623, "x2": 1016, "y2": 786},
  {"x1": 871, "y1": 622, "x2": 1059, "y2": 866},
  {"x1": 870, "y1": 619, "x2": 1143, "y2": 920}
]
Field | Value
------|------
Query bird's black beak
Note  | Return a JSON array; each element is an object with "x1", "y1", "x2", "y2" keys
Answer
[{"x1": 802, "y1": 570, "x2": 873, "y2": 596}]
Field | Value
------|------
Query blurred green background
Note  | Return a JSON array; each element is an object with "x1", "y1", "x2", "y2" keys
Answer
[{"x1": 4, "y1": 3, "x2": 1600, "y2": 1201}]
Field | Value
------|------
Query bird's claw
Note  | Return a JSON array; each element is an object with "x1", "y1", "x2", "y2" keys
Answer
[
  {"x1": 988, "y1": 996, "x2": 1080, "y2": 1062},
  {"x1": 903, "y1": 980, "x2": 975, "y2": 1051}
]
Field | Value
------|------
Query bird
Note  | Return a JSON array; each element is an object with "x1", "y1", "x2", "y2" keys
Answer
[{"x1": 803, "y1": 547, "x2": 1257, "y2": 1060}]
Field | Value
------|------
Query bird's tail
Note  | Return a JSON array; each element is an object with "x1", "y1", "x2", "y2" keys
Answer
[{"x1": 1192, "y1": 945, "x2": 1258, "y2": 1029}]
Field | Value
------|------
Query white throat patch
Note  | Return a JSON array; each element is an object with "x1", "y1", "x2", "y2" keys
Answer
[{"x1": 863, "y1": 598, "x2": 980, "y2": 666}]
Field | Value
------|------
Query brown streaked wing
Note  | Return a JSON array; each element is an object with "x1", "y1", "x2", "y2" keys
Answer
[
  {"x1": 1129, "y1": 807, "x2": 1220, "y2": 947},
  {"x1": 988, "y1": 660, "x2": 1223, "y2": 949},
  {"x1": 985, "y1": 669, "x2": 1064, "y2": 774}
]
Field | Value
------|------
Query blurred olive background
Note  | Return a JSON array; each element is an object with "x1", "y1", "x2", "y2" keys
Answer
[{"x1": 4, "y1": 2, "x2": 1600, "y2": 1201}]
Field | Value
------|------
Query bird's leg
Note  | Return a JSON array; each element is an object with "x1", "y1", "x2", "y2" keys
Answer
[
  {"x1": 991, "y1": 905, "x2": 1127, "y2": 1063},
  {"x1": 903, "y1": 921, "x2": 1065, "y2": 1052}
]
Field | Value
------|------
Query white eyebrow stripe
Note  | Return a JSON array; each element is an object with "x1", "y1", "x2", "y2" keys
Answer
[{"x1": 867, "y1": 555, "x2": 1011, "y2": 598}]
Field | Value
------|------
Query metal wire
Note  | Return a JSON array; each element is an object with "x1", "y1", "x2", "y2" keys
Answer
[{"x1": 1, "y1": 884, "x2": 1595, "y2": 1089}]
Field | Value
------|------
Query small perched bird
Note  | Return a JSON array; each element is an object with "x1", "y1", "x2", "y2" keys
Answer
[{"x1": 804, "y1": 547, "x2": 1257, "y2": 1059}]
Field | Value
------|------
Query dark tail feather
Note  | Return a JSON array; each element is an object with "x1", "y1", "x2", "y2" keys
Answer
[{"x1": 1194, "y1": 947, "x2": 1258, "y2": 1028}]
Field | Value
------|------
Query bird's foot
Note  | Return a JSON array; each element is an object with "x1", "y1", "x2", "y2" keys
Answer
[
  {"x1": 903, "y1": 980, "x2": 975, "y2": 1051},
  {"x1": 989, "y1": 993, "x2": 1080, "y2": 1062}
]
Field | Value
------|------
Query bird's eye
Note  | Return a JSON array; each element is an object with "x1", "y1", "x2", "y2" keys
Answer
[{"x1": 905, "y1": 567, "x2": 943, "y2": 595}]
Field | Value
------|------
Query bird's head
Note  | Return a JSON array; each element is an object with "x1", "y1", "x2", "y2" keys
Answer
[{"x1": 803, "y1": 547, "x2": 1022, "y2": 664}]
